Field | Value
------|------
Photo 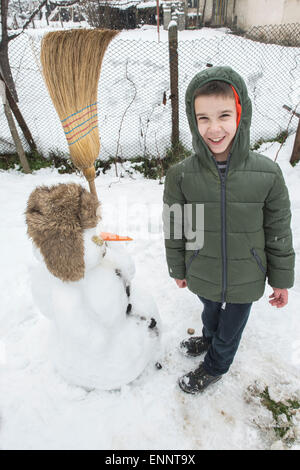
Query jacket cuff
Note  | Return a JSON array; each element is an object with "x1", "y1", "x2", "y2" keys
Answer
[
  {"x1": 267, "y1": 270, "x2": 294, "y2": 289},
  {"x1": 167, "y1": 265, "x2": 186, "y2": 280}
]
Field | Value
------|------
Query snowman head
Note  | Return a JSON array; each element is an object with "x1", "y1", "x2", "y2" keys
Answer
[{"x1": 26, "y1": 183, "x2": 101, "y2": 281}]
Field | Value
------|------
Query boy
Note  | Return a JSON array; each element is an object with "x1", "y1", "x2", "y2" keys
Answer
[{"x1": 163, "y1": 66, "x2": 295, "y2": 394}]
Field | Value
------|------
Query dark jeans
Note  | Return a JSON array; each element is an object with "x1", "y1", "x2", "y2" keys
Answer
[{"x1": 198, "y1": 296, "x2": 252, "y2": 376}]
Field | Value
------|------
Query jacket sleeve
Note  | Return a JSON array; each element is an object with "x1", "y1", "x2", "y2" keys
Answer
[
  {"x1": 263, "y1": 163, "x2": 295, "y2": 289},
  {"x1": 163, "y1": 164, "x2": 186, "y2": 280}
]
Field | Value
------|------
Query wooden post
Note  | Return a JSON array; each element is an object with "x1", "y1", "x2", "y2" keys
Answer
[
  {"x1": 0, "y1": 79, "x2": 31, "y2": 174},
  {"x1": 196, "y1": 0, "x2": 200, "y2": 28},
  {"x1": 290, "y1": 120, "x2": 300, "y2": 164},
  {"x1": 157, "y1": 0, "x2": 160, "y2": 42},
  {"x1": 283, "y1": 105, "x2": 300, "y2": 165},
  {"x1": 202, "y1": 0, "x2": 207, "y2": 26},
  {"x1": 0, "y1": 66, "x2": 36, "y2": 151},
  {"x1": 168, "y1": 21, "x2": 179, "y2": 152},
  {"x1": 59, "y1": 8, "x2": 63, "y2": 28}
]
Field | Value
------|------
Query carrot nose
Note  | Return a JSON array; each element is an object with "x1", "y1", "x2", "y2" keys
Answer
[{"x1": 100, "y1": 232, "x2": 133, "y2": 241}]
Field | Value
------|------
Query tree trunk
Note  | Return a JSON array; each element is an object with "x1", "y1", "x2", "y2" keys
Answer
[
  {"x1": 168, "y1": 22, "x2": 179, "y2": 151},
  {"x1": 3, "y1": 101, "x2": 31, "y2": 174},
  {"x1": 0, "y1": 0, "x2": 19, "y2": 101},
  {"x1": 196, "y1": 0, "x2": 200, "y2": 28},
  {"x1": 5, "y1": 82, "x2": 37, "y2": 151},
  {"x1": 202, "y1": 0, "x2": 207, "y2": 26},
  {"x1": 211, "y1": 0, "x2": 217, "y2": 26}
]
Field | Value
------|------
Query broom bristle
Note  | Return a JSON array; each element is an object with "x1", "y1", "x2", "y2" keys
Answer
[{"x1": 41, "y1": 29, "x2": 119, "y2": 181}]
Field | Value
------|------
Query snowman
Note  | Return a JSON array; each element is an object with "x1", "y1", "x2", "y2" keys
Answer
[{"x1": 26, "y1": 183, "x2": 161, "y2": 390}]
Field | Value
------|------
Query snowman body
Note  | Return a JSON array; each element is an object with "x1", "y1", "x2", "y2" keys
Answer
[{"x1": 30, "y1": 228, "x2": 161, "y2": 390}]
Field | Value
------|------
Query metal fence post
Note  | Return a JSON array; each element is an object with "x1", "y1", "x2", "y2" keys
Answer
[{"x1": 168, "y1": 20, "x2": 179, "y2": 151}]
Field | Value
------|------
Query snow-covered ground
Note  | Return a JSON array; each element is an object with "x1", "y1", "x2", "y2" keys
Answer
[{"x1": 0, "y1": 134, "x2": 299, "y2": 450}]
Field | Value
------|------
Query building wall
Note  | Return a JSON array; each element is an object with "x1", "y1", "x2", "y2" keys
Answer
[
  {"x1": 282, "y1": 0, "x2": 300, "y2": 23},
  {"x1": 234, "y1": 0, "x2": 300, "y2": 30}
]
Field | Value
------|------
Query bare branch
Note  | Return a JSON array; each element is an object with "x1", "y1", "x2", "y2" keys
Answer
[
  {"x1": 114, "y1": 59, "x2": 137, "y2": 176},
  {"x1": 275, "y1": 100, "x2": 300, "y2": 162},
  {"x1": 8, "y1": 0, "x2": 48, "y2": 41}
]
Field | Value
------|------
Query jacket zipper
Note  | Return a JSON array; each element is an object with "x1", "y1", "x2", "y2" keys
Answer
[
  {"x1": 211, "y1": 152, "x2": 232, "y2": 310},
  {"x1": 250, "y1": 248, "x2": 267, "y2": 275}
]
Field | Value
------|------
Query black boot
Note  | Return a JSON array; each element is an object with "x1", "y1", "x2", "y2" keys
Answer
[
  {"x1": 178, "y1": 362, "x2": 222, "y2": 394},
  {"x1": 179, "y1": 335, "x2": 210, "y2": 357}
]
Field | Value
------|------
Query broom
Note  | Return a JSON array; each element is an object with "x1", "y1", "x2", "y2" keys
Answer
[{"x1": 40, "y1": 29, "x2": 119, "y2": 199}]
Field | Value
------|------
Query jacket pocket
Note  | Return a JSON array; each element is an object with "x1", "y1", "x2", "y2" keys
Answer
[
  {"x1": 250, "y1": 248, "x2": 267, "y2": 275},
  {"x1": 186, "y1": 249, "x2": 200, "y2": 275}
]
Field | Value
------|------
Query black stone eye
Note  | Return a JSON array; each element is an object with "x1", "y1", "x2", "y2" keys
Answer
[
  {"x1": 126, "y1": 303, "x2": 132, "y2": 315},
  {"x1": 148, "y1": 318, "x2": 157, "y2": 329}
]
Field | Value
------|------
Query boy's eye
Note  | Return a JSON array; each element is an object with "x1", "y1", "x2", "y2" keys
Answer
[{"x1": 221, "y1": 114, "x2": 230, "y2": 118}]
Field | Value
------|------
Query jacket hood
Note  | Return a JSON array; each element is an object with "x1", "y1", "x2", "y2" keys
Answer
[{"x1": 185, "y1": 66, "x2": 252, "y2": 173}]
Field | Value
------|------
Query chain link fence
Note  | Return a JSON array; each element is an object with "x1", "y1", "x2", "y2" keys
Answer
[
  {"x1": 244, "y1": 23, "x2": 300, "y2": 47},
  {"x1": 1, "y1": 23, "x2": 300, "y2": 161}
]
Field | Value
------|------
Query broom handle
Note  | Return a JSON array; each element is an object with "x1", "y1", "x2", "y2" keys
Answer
[{"x1": 88, "y1": 179, "x2": 98, "y2": 200}]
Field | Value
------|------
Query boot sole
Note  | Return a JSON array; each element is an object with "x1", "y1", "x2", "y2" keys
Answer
[{"x1": 178, "y1": 375, "x2": 222, "y2": 394}]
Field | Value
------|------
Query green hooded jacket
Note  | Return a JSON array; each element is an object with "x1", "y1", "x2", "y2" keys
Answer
[{"x1": 163, "y1": 66, "x2": 295, "y2": 304}]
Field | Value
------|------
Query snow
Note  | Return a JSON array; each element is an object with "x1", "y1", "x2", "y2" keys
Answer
[
  {"x1": 168, "y1": 20, "x2": 178, "y2": 29},
  {"x1": 0, "y1": 134, "x2": 299, "y2": 450},
  {"x1": 137, "y1": 1, "x2": 163, "y2": 9}
]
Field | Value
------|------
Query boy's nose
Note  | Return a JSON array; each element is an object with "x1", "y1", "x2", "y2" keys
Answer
[
  {"x1": 208, "y1": 122, "x2": 222, "y2": 133},
  {"x1": 207, "y1": 126, "x2": 221, "y2": 139}
]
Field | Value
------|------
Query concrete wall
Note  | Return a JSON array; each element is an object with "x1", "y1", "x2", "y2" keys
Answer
[
  {"x1": 234, "y1": 0, "x2": 300, "y2": 30},
  {"x1": 282, "y1": 0, "x2": 300, "y2": 23}
]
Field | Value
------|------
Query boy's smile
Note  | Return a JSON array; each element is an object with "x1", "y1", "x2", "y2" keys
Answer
[{"x1": 194, "y1": 94, "x2": 237, "y2": 161}]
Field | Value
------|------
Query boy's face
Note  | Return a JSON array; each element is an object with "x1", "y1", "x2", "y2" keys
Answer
[{"x1": 194, "y1": 94, "x2": 237, "y2": 158}]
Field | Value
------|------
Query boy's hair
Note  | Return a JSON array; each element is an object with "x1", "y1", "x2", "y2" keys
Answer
[{"x1": 194, "y1": 80, "x2": 234, "y2": 99}]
